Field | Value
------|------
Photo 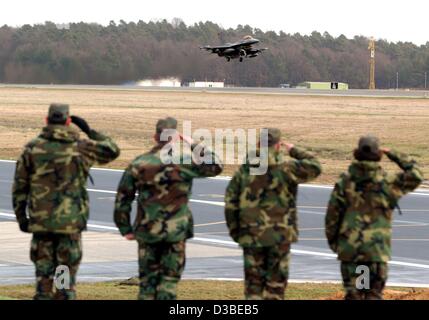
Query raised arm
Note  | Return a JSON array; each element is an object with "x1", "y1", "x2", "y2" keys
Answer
[
  {"x1": 71, "y1": 116, "x2": 120, "y2": 165},
  {"x1": 182, "y1": 142, "x2": 223, "y2": 178},
  {"x1": 385, "y1": 149, "x2": 424, "y2": 199},
  {"x1": 287, "y1": 146, "x2": 322, "y2": 183},
  {"x1": 78, "y1": 130, "x2": 120, "y2": 165}
]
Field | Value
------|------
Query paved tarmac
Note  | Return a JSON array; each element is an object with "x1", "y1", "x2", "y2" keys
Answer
[
  {"x1": 1, "y1": 84, "x2": 429, "y2": 98},
  {"x1": 1, "y1": 160, "x2": 429, "y2": 287}
]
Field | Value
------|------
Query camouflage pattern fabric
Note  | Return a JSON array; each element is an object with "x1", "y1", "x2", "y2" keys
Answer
[
  {"x1": 30, "y1": 233, "x2": 82, "y2": 300},
  {"x1": 114, "y1": 140, "x2": 222, "y2": 300},
  {"x1": 225, "y1": 146, "x2": 322, "y2": 247},
  {"x1": 138, "y1": 241, "x2": 185, "y2": 300},
  {"x1": 13, "y1": 125, "x2": 120, "y2": 234},
  {"x1": 114, "y1": 142, "x2": 223, "y2": 243},
  {"x1": 243, "y1": 243, "x2": 291, "y2": 300},
  {"x1": 341, "y1": 262, "x2": 388, "y2": 300},
  {"x1": 325, "y1": 150, "x2": 423, "y2": 262},
  {"x1": 13, "y1": 124, "x2": 119, "y2": 301}
]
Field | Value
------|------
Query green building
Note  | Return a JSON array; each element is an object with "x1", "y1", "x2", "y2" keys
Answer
[{"x1": 298, "y1": 81, "x2": 349, "y2": 90}]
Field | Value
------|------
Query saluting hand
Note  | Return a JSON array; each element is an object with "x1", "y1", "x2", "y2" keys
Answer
[
  {"x1": 280, "y1": 142, "x2": 295, "y2": 153},
  {"x1": 71, "y1": 116, "x2": 91, "y2": 136}
]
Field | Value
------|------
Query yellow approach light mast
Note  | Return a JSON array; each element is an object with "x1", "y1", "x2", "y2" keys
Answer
[{"x1": 368, "y1": 38, "x2": 376, "y2": 89}]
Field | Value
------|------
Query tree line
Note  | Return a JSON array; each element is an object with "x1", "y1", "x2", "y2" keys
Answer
[{"x1": 0, "y1": 19, "x2": 428, "y2": 88}]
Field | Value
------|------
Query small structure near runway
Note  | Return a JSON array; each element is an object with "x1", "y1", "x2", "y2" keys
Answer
[
  {"x1": 189, "y1": 81, "x2": 225, "y2": 88},
  {"x1": 298, "y1": 81, "x2": 349, "y2": 90}
]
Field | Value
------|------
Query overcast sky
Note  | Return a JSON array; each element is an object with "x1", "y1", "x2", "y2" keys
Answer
[{"x1": 1, "y1": 0, "x2": 428, "y2": 45}]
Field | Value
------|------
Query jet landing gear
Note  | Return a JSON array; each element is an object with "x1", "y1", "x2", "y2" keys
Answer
[
  {"x1": 239, "y1": 57, "x2": 244, "y2": 62},
  {"x1": 226, "y1": 57, "x2": 231, "y2": 62}
]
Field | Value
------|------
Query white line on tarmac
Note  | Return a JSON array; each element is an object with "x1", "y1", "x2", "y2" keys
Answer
[
  {"x1": 3, "y1": 209, "x2": 429, "y2": 273},
  {"x1": 191, "y1": 237, "x2": 429, "y2": 270},
  {"x1": 87, "y1": 188, "x2": 226, "y2": 207},
  {"x1": 2, "y1": 159, "x2": 429, "y2": 195},
  {"x1": 0, "y1": 212, "x2": 14, "y2": 219},
  {"x1": 87, "y1": 188, "x2": 116, "y2": 194},
  {"x1": 299, "y1": 210, "x2": 325, "y2": 216},
  {"x1": 189, "y1": 199, "x2": 225, "y2": 207},
  {"x1": 195, "y1": 221, "x2": 225, "y2": 227}
]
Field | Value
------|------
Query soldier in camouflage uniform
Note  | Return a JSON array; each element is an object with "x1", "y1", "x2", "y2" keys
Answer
[
  {"x1": 113, "y1": 117, "x2": 223, "y2": 300},
  {"x1": 12, "y1": 104, "x2": 120, "y2": 300},
  {"x1": 224, "y1": 128, "x2": 322, "y2": 300},
  {"x1": 325, "y1": 135, "x2": 423, "y2": 300}
]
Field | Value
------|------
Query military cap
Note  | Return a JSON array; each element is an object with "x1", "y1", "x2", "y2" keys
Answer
[
  {"x1": 48, "y1": 103, "x2": 69, "y2": 122},
  {"x1": 266, "y1": 128, "x2": 281, "y2": 146},
  {"x1": 156, "y1": 117, "x2": 178, "y2": 134},
  {"x1": 358, "y1": 135, "x2": 380, "y2": 154}
]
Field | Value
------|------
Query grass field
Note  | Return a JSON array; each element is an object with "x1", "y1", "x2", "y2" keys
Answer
[
  {"x1": 1, "y1": 87, "x2": 429, "y2": 183},
  {"x1": 1, "y1": 280, "x2": 428, "y2": 300}
]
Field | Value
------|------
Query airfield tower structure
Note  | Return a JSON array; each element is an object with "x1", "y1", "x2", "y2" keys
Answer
[{"x1": 368, "y1": 38, "x2": 376, "y2": 89}]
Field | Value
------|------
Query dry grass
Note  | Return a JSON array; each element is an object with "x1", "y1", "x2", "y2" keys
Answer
[
  {"x1": 1, "y1": 280, "x2": 427, "y2": 300},
  {"x1": 1, "y1": 87, "x2": 429, "y2": 183}
]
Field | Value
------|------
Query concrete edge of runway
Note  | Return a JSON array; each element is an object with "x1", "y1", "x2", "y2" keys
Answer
[
  {"x1": 182, "y1": 278, "x2": 429, "y2": 288},
  {"x1": 4, "y1": 275, "x2": 429, "y2": 289},
  {"x1": 5, "y1": 273, "x2": 428, "y2": 289}
]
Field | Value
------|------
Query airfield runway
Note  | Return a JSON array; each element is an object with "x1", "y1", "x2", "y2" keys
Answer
[
  {"x1": 1, "y1": 84, "x2": 429, "y2": 98},
  {"x1": 1, "y1": 160, "x2": 429, "y2": 287}
]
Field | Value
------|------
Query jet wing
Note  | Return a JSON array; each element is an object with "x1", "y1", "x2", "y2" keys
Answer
[{"x1": 200, "y1": 41, "x2": 247, "y2": 52}]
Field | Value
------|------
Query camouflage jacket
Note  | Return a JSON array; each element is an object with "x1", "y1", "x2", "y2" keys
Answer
[
  {"x1": 113, "y1": 142, "x2": 223, "y2": 243},
  {"x1": 224, "y1": 146, "x2": 322, "y2": 247},
  {"x1": 325, "y1": 150, "x2": 423, "y2": 262},
  {"x1": 12, "y1": 125, "x2": 120, "y2": 234}
]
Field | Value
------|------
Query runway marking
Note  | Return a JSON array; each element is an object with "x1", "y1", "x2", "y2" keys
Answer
[
  {"x1": 300, "y1": 227, "x2": 325, "y2": 231},
  {"x1": 3, "y1": 210, "x2": 429, "y2": 271},
  {"x1": 2, "y1": 159, "x2": 429, "y2": 195},
  {"x1": 396, "y1": 219, "x2": 427, "y2": 224},
  {"x1": 0, "y1": 212, "x2": 14, "y2": 219},
  {"x1": 88, "y1": 189, "x2": 226, "y2": 207},
  {"x1": 299, "y1": 237, "x2": 429, "y2": 241},
  {"x1": 392, "y1": 239, "x2": 429, "y2": 241},
  {"x1": 195, "y1": 221, "x2": 225, "y2": 227},
  {"x1": 189, "y1": 199, "x2": 225, "y2": 207},
  {"x1": 196, "y1": 194, "x2": 225, "y2": 198},
  {"x1": 86, "y1": 224, "x2": 118, "y2": 231},
  {"x1": 191, "y1": 237, "x2": 429, "y2": 270},
  {"x1": 299, "y1": 210, "x2": 327, "y2": 216},
  {"x1": 393, "y1": 224, "x2": 429, "y2": 228},
  {"x1": 87, "y1": 188, "x2": 116, "y2": 194},
  {"x1": 195, "y1": 232, "x2": 229, "y2": 235}
]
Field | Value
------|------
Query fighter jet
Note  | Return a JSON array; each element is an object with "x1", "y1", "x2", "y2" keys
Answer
[{"x1": 200, "y1": 35, "x2": 268, "y2": 62}]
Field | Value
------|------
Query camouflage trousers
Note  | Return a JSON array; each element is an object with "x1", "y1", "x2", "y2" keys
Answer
[
  {"x1": 138, "y1": 240, "x2": 186, "y2": 300},
  {"x1": 30, "y1": 233, "x2": 82, "y2": 300},
  {"x1": 243, "y1": 243, "x2": 291, "y2": 300},
  {"x1": 341, "y1": 261, "x2": 388, "y2": 300}
]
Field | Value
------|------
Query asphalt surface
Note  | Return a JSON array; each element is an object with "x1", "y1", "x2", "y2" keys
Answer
[
  {"x1": 1, "y1": 160, "x2": 429, "y2": 286},
  {"x1": 1, "y1": 84, "x2": 429, "y2": 98}
]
